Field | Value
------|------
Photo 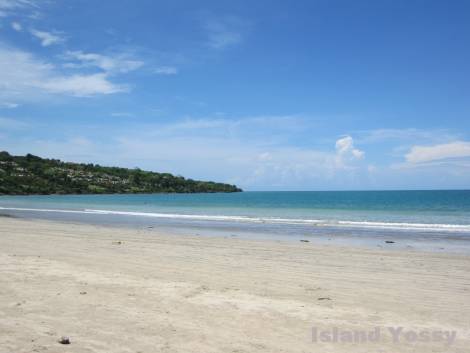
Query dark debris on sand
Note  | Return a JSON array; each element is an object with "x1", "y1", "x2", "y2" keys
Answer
[{"x1": 58, "y1": 336, "x2": 70, "y2": 345}]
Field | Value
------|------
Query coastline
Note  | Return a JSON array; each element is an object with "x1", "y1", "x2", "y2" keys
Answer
[
  {"x1": 1, "y1": 217, "x2": 469, "y2": 352},
  {"x1": 2, "y1": 204, "x2": 470, "y2": 254}
]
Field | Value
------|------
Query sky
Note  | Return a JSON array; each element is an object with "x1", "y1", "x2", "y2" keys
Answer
[{"x1": 0, "y1": 0, "x2": 469, "y2": 190}]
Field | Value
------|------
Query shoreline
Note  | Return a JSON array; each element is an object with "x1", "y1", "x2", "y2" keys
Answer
[
  {"x1": 1, "y1": 217, "x2": 470, "y2": 352},
  {"x1": 2, "y1": 207, "x2": 470, "y2": 255}
]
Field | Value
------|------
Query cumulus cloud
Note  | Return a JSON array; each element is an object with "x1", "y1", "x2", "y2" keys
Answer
[
  {"x1": 63, "y1": 51, "x2": 143, "y2": 74},
  {"x1": 0, "y1": 45, "x2": 127, "y2": 99},
  {"x1": 335, "y1": 136, "x2": 364, "y2": 162},
  {"x1": 405, "y1": 141, "x2": 470, "y2": 164},
  {"x1": 30, "y1": 29, "x2": 64, "y2": 46}
]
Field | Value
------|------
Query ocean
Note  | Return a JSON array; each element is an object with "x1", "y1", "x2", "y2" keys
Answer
[{"x1": 1, "y1": 191, "x2": 470, "y2": 252}]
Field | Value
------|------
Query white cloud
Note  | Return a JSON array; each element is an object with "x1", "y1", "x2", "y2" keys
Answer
[
  {"x1": 0, "y1": 0, "x2": 37, "y2": 17},
  {"x1": 11, "y1": 21, "x2": 22, "y2": 31},
  {"x1": 335, "y1": 136, "x2": 364, "y2": 162},
  {"x1": 205, "y1": 17, "x2": 245, "y2": 49},
  {"x1": 0, "y1": 0, "x2": 36, "y2": 9},
  {"x1": 336, "y1": 136, "x2": 353, "y2": 154},
  {"x1": 357, "y1": 128, "x2": 459, "y2": 145},
  {"x1": 405, "y1": 141, "x2": 470, "y2": 164},
  {"x1": 0, "y1": 102, "x2": 19, "y2": 108},
  {"x1": 0, "y1": 45, "x2": 127, "y2": 99},
  {"x1": 30, "y1": 29, "x2": 64, "y2": 46},
  {"x1": 63, "y1": 51, "x2": 144, "y2": 74},
  {"x1": 154, "y1": 66, "x2": 178, "y2": 75},
  {"x1": 40, "y1": 73, "x2": 124, "y2": 96}
]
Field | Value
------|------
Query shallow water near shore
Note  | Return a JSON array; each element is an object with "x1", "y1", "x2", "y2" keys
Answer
[{"x1": 1, "y1": 190, "x2": 470, "y2": 253}]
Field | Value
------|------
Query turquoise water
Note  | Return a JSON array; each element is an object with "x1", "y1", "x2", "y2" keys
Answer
[{"x1": 1, "y1": 191, "x2": 470, "y2": 234}]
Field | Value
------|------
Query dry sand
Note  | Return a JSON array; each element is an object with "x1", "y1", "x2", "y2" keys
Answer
[{"x1": 0, "y1": 217, "x2": 469, "y2": 353}]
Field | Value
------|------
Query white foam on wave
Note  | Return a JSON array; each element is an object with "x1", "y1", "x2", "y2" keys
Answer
[
  {"x1": 0, "y1": 206, "x2": 98, "y2": 215},
  {"x1": 337, "y1": 220, "x2": 470, "y2": 232},
  {"x1": 1, "y1": 206, "x2": 470, "y2": 233},
  {"x1": 84, "y1": 209, "x2": 325, "y2": 224}
]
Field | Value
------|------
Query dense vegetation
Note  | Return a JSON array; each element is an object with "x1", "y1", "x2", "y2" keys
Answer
[{"x1": 0, "y1": 151, "x2": 242, "y2": 195}]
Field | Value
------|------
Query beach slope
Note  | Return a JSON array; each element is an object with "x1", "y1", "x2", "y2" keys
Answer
[{"x1": 0, "y1": 218, "x2": 469, "y2": 352}]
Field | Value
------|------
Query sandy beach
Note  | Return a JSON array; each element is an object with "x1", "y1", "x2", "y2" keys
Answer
[{"x1": 0, "y1": 217, "x2": 469, "y2": 353}]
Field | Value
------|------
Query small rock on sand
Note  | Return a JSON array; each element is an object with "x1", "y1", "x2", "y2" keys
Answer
[{"x1": 58, "y1": 336, "x2": 70, "y2": 344}]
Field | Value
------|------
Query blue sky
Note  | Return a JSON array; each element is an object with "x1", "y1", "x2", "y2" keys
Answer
[{"x1": 0, "y1": 0, "x2": 469, "y2": 190}]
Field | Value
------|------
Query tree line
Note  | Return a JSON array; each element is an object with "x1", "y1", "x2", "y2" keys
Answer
[{"x1": 0, "y1": 151, "x2": 242, "y2": 195}]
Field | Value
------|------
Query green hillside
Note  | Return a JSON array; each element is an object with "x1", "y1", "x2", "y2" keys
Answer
[{"x1": 0, "y1": 151, "x2": 242, "y2": 195}]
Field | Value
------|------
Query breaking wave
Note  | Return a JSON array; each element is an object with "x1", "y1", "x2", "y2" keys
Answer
[{"x1": 2, "y1": 206, "x2": 470, "y2": 233}]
